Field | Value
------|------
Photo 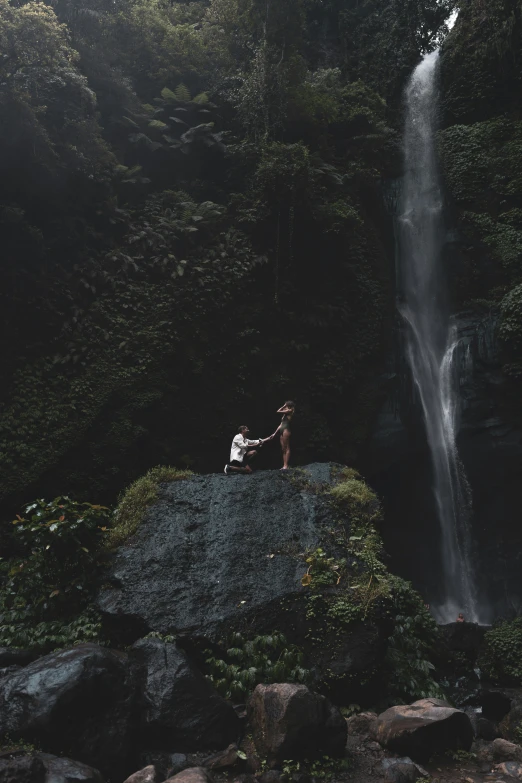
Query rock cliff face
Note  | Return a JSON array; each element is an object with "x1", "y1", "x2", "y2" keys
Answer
[
  {"x1": 364, "y1": 0, "x2": 522, "y2": 617},
  {"x1": 365, "y1": 312, "x2": 522, "y2": 618}
]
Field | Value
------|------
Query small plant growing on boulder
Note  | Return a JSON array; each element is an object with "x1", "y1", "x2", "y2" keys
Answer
[
  {"x1": 205, "y1": 632, "x2": 309, "y2": 700},
  {"x1": 107, "y1": 465, "x2": 192, "y2": 547}
]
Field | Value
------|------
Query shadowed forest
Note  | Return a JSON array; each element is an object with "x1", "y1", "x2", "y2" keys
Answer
[{"x1": 0, "y1": 0, "x2": 461, "y2": 508}]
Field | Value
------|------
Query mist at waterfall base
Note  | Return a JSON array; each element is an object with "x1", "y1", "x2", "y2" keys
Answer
[{"x1": 394, "y1": 50, "x2": 486, "y2": 625}]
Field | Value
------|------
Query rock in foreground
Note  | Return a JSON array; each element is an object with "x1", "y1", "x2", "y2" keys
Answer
[
  {"x1": 131, "y1": 638, "x2": 239, "y2": 750},
  {"x1": 98, "y1": 465, "x2": 336, "y2": 638},
  {"x1": 249, "y1": 683, "x2": 347, "y2": 762},
  {"x1": 0, "y1": 645, "x2": 136, "y2": 780},
  {"x1": 374, "y1": 698, "x2": 474, "y2": 762}
]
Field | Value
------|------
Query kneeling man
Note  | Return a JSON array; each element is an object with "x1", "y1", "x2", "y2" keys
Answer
[{"x1": 225, "y1": 425, "x2": 272, "y2": 475}]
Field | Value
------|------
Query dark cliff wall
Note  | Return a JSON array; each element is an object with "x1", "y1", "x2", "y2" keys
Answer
[{"x1": 364, "y1": 0, "x2": 522, "y2": 618}]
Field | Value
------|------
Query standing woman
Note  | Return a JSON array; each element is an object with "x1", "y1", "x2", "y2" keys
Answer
[{"x1": 273, "y1": 401, "x2": 295, "y2": 471}]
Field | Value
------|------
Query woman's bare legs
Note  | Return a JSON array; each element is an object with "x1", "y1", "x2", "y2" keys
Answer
[{"x1": 280, "y1": 430, "x2": 291, "y2": 469}]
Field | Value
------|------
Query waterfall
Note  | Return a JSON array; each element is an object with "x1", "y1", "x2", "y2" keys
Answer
[{"x1": 398, "y1": 50, "x2": 480, "y2": 624}]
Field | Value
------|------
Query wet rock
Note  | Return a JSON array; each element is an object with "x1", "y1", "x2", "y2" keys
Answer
[
  {"x1": 0, "y1": 644, "x2": 138, "y2": 781},
  {"x1": 165, "y1": 768, "x2": 211, "y2": 783},
  {"x1": 40, "y1": 754, "x2": 104, "y2": 783},
  {"x1": 476, "y1": 717, "x2": 500, "y2": 741},
  {"x1": 374, "y1": 697, "x2": 474, "y2": 762},
  {"x1": 438, "y1": 622, "x2": 488, "y2": 654},
  {"x1": 165, "y1": 755, "x2": 189, "y2": 779},
  {"x1": 346, "y1": 711, "x2": 378, "y2": 736},
  {"x1": 131, "y1": 637, "x2": 239, "y2": 750},
  {"x1": 97, "y1": 465, "x2": 385, "y2": 687},
  {"x1": 491, "y1": 739, "x2": 522, "y2": 762},
  {"x1": 249, "y1": 683, "x2": 347, "y2": 763},
  {"x1": 482, "y1": 690, "x2": 513, "y2": 722},
  {"x1": 139, "y1": 753, "x2": 187, "y2": 781},
  {"x1": 0, "y1": 754, "x2": 45, "y2": 783},
  {"x1": 0, "y1": 753, "x2": 103, "y2": 783},
  {"x1": 495, "y1": 762, "x2": 522, "y2": 779},
  {"x1": 381, "y1": 757, "x2": 429, "y2": 783},
  {"x1": 0, "y1": 667, "x2": 21, "y2": 679},
  {"x1": 202, "y1": 744, "x2": 238, "y2": 770},
  {"x1": 122, "y1": 766, "x2": 158, "y2": 783}
]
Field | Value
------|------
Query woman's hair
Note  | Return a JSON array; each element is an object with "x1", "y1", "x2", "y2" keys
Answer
[{"x1": 284, "y1": 400, "x2": 295, "y2": 409}]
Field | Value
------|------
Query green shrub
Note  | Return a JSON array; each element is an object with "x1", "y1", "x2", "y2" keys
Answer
[
  {"x1": 205, "y1": 632, "x2": 309, "y2": 700},
  {"x1": 479, "y1": 618, "x2": 522, "y2": 683},
  {"x1": 384, "y1": 576, "x2": 443, "y2": 701},
  {"x1": 328, "y1": 477, "x2": 382, "y2": 522},
  {"x1": 108, "y1": 465, "x2": 192, "y2": 548},
  {"x1": 1, "y1": 497, "x2": 110, "y2": 618},
  {"x1": 0, "y1": 607, "x2": 102, "y2": 654},
  {"x1": 0, "y1": 496, "x2": 109, "y2": 652}
]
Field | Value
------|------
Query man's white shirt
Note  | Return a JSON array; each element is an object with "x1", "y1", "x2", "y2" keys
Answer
[{"x1": 230, "y1": 434, "x2": 260, "y2": 463}]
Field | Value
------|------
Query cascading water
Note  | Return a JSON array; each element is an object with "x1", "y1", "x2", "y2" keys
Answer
[{"x1": 398, "y1": 50, "x2": 480, "y2": 624}]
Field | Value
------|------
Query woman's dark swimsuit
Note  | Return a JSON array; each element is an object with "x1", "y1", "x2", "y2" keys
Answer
[{"x1": 280, "y1": 413, "x2": 293, "y2": 433}]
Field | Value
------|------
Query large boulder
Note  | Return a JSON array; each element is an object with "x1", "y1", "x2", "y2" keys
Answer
[
  {"x1": 374, "y1": 698, "x2": 474, "y2": 762},
  {"x1": 131, "y1": 638, "x2": 240, "y2": 750},
  {"x1": 0, "y1": 754, "x2": 46, "y2": 783},
  {"x1": 97, "y1": 464, "x2": 386, "y2": 689},
  {"x1": 0, "y1": 753, "x2": 103, "y2": 783},
  {"x1": 165, "y1": 770, "x2": 211, "y2": 783},
  {"x1": 0, "y1": 645, "x2": 138, "y2": 780},
  {"x1": 40, "y1": 754, "x2": 104, "y2": 783},
  {"x1": 98, "y1": 466, "x2": 329, "y2": 639},
  {"x1": 249, "y1": 683, "x2": 347, "y2": 762}
]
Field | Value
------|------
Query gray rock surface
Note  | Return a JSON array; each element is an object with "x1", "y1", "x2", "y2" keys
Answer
[
  {"x1": 495, "y1": 761, "x2": 522, "y2": 780},
  {"x1": 0, "y1": 645, "x2": 137, "y2": 780},
  {"x1": 165, "y1": 769, "x2": 212, "y2": 783},
  {"x1": 40, "y1": 755, "x2": 104, "y2": 783},
  {"x1": 0, "y1": 753, "x2": 103, "y2": 783},
  {"x1": 0, "y1": 754, "x2": 46, "y2": 783},
  {"x1": 249, "y1": 683, "x2": 347, "y2": 762},
  {"x1": 375, "y1": 698, "x2": 474, "y2": 762},
  {"x1": 98, "y1": 465, "x2": 338, "y2": 639},
  {"x1": 122, "y1": 766, "x2": 158, "y2": 783},
  {"x1": 491, "y1": 739, "x2": 522, "y2": 762},
  {"x1": 131, "y1": 638, "x2": 239, "y2": 750},
  {"x1": 381, "y1": 757, "x2": 429, "y2": 783}
]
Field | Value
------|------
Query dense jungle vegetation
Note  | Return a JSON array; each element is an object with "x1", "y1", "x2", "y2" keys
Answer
[{"x1": 0, "y1": 0, "x2": 460, "y2": 509}]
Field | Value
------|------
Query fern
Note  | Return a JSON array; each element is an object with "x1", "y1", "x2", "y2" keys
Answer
[{"x1": 174, "y1": 83, "x2": 191, "y2": 102}]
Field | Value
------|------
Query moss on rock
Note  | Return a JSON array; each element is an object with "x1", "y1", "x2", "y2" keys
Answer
[{"x1": 107, "y1": 465, "x2": 193, "y2": 548}]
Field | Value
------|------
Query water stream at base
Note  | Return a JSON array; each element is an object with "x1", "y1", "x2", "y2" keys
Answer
[{"x1": 398, "y1": 50, "x2": 481, "y2": 624}]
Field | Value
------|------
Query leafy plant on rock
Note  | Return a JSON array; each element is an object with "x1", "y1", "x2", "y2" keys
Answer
[
  {"x1": 479, "y1": 618, "x2": 522, "y2": 684},
  {"x1": 205, "y1": 632, "x2": 309, "y2": 700},
  {"x1": 0, "y1": 496, "x2": 110, "y2": 652}
]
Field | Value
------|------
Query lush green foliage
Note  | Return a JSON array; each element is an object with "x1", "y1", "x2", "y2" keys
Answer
[
  {"x1": 0, "y1": 0, "x2": 456, "y2": 505},
  {"x1": 384, "y1": 576, "x2": 443, "y2": 701},
  {"x1": 478, "y1": 618, "x2": 522, "y2": 684},
  {"x1": 299, "y1": 469, "x2": 440, "y2": 701},
  {"x1": 108, "y1": 466, "x2": 193, "y2": 547},
  {"x1": 205, "y1": 631, "x2": 309, "y2": 700},
  {"x1": 0, "y1": 496, "x2": 109, "y2": 651}
]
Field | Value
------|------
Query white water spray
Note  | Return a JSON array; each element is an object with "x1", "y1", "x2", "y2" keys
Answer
[{"x1": 398, "y1": 51, "x2": 480, "y2": 623}]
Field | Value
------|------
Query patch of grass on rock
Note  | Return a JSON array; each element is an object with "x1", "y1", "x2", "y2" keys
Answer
[{"x1": 107, "y1": 466, "x2": 192, "y2": 548}]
